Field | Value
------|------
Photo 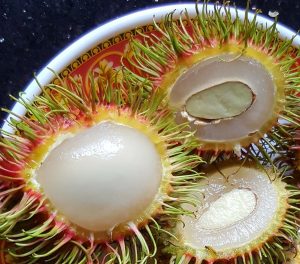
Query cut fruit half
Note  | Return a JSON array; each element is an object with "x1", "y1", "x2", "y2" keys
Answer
[
  {"x1": 124, "y1": 1, "x2": 300, "y2": 155},
  {"x1": 0, "y1": 66, "x2": 203, "y2": 263},
  {"x1": 164, "y1": 161, "x2": 300, "y2": 263}
]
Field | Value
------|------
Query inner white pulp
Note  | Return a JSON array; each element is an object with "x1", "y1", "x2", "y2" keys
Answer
[
  {"x1": 197, "y1": 188, "x2": 256, "y2": 230},
  {"x1": 170, "y1": 54, "x2": 275, "y2": 141},
  {"x1": 36, "y1": 121, "x2": 162, "y2": 232},
  {"x1": 181, "y1": 166, "x2": 278, "y2": 250}
]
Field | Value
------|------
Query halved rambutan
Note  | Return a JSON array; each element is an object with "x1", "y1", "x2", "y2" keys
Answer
[
  {"x1": 162, "y1": 160, "x2": 300, "y2": 264},
  {"x1": 124, "y1": 1, "x2": 300, "y2": 158},
  {"x1": 0, "y1": 67, "x2": 203, "y2": 263}
]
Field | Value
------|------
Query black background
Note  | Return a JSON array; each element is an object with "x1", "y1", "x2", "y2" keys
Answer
[{"x1": 0, "y1": 0, "x2": 299, "y2": 123}]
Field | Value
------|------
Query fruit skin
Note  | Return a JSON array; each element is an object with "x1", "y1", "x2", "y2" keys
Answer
[
  {"x1": 0, "y1": 66, "x2": 203, "y2": 263},
  {"x1": 160, "y1": 161, "x2": 300, "y2": 264},
  {"x1": 123, "y1": 1, "x2": 300, "y2": 160}
]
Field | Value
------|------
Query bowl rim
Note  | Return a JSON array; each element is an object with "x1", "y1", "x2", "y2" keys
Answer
[{"x1": 2, "y1": 3, "x2": 300, "y2": 132}]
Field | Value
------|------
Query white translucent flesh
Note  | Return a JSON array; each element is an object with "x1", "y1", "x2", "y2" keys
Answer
[
  {"x1": 36, "y1": 121, "x2": 162, "y2": 232},
  {"x1": 170, "y1": 55, "x2": 275, "y2": 141},
  {"x1": 181, "y1": 166, "x2": 278, "y2": 250},
  {"x1": 197, "y1": 189, "x2": 257, "y2": 230}
]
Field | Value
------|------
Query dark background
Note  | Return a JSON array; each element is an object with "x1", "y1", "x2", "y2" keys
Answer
[{"x1": 0, "y1": 0, "x2": 299, "y2": 124}]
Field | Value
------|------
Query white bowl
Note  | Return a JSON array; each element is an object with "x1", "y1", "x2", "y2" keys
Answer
[{"x1": 3, "y1": 3, "x2": 300, "y2": 132}]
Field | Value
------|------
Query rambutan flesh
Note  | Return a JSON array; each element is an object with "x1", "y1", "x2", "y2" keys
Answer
[{"x1": 0, "y1": 67, "x2": 203, "y2": 263}]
